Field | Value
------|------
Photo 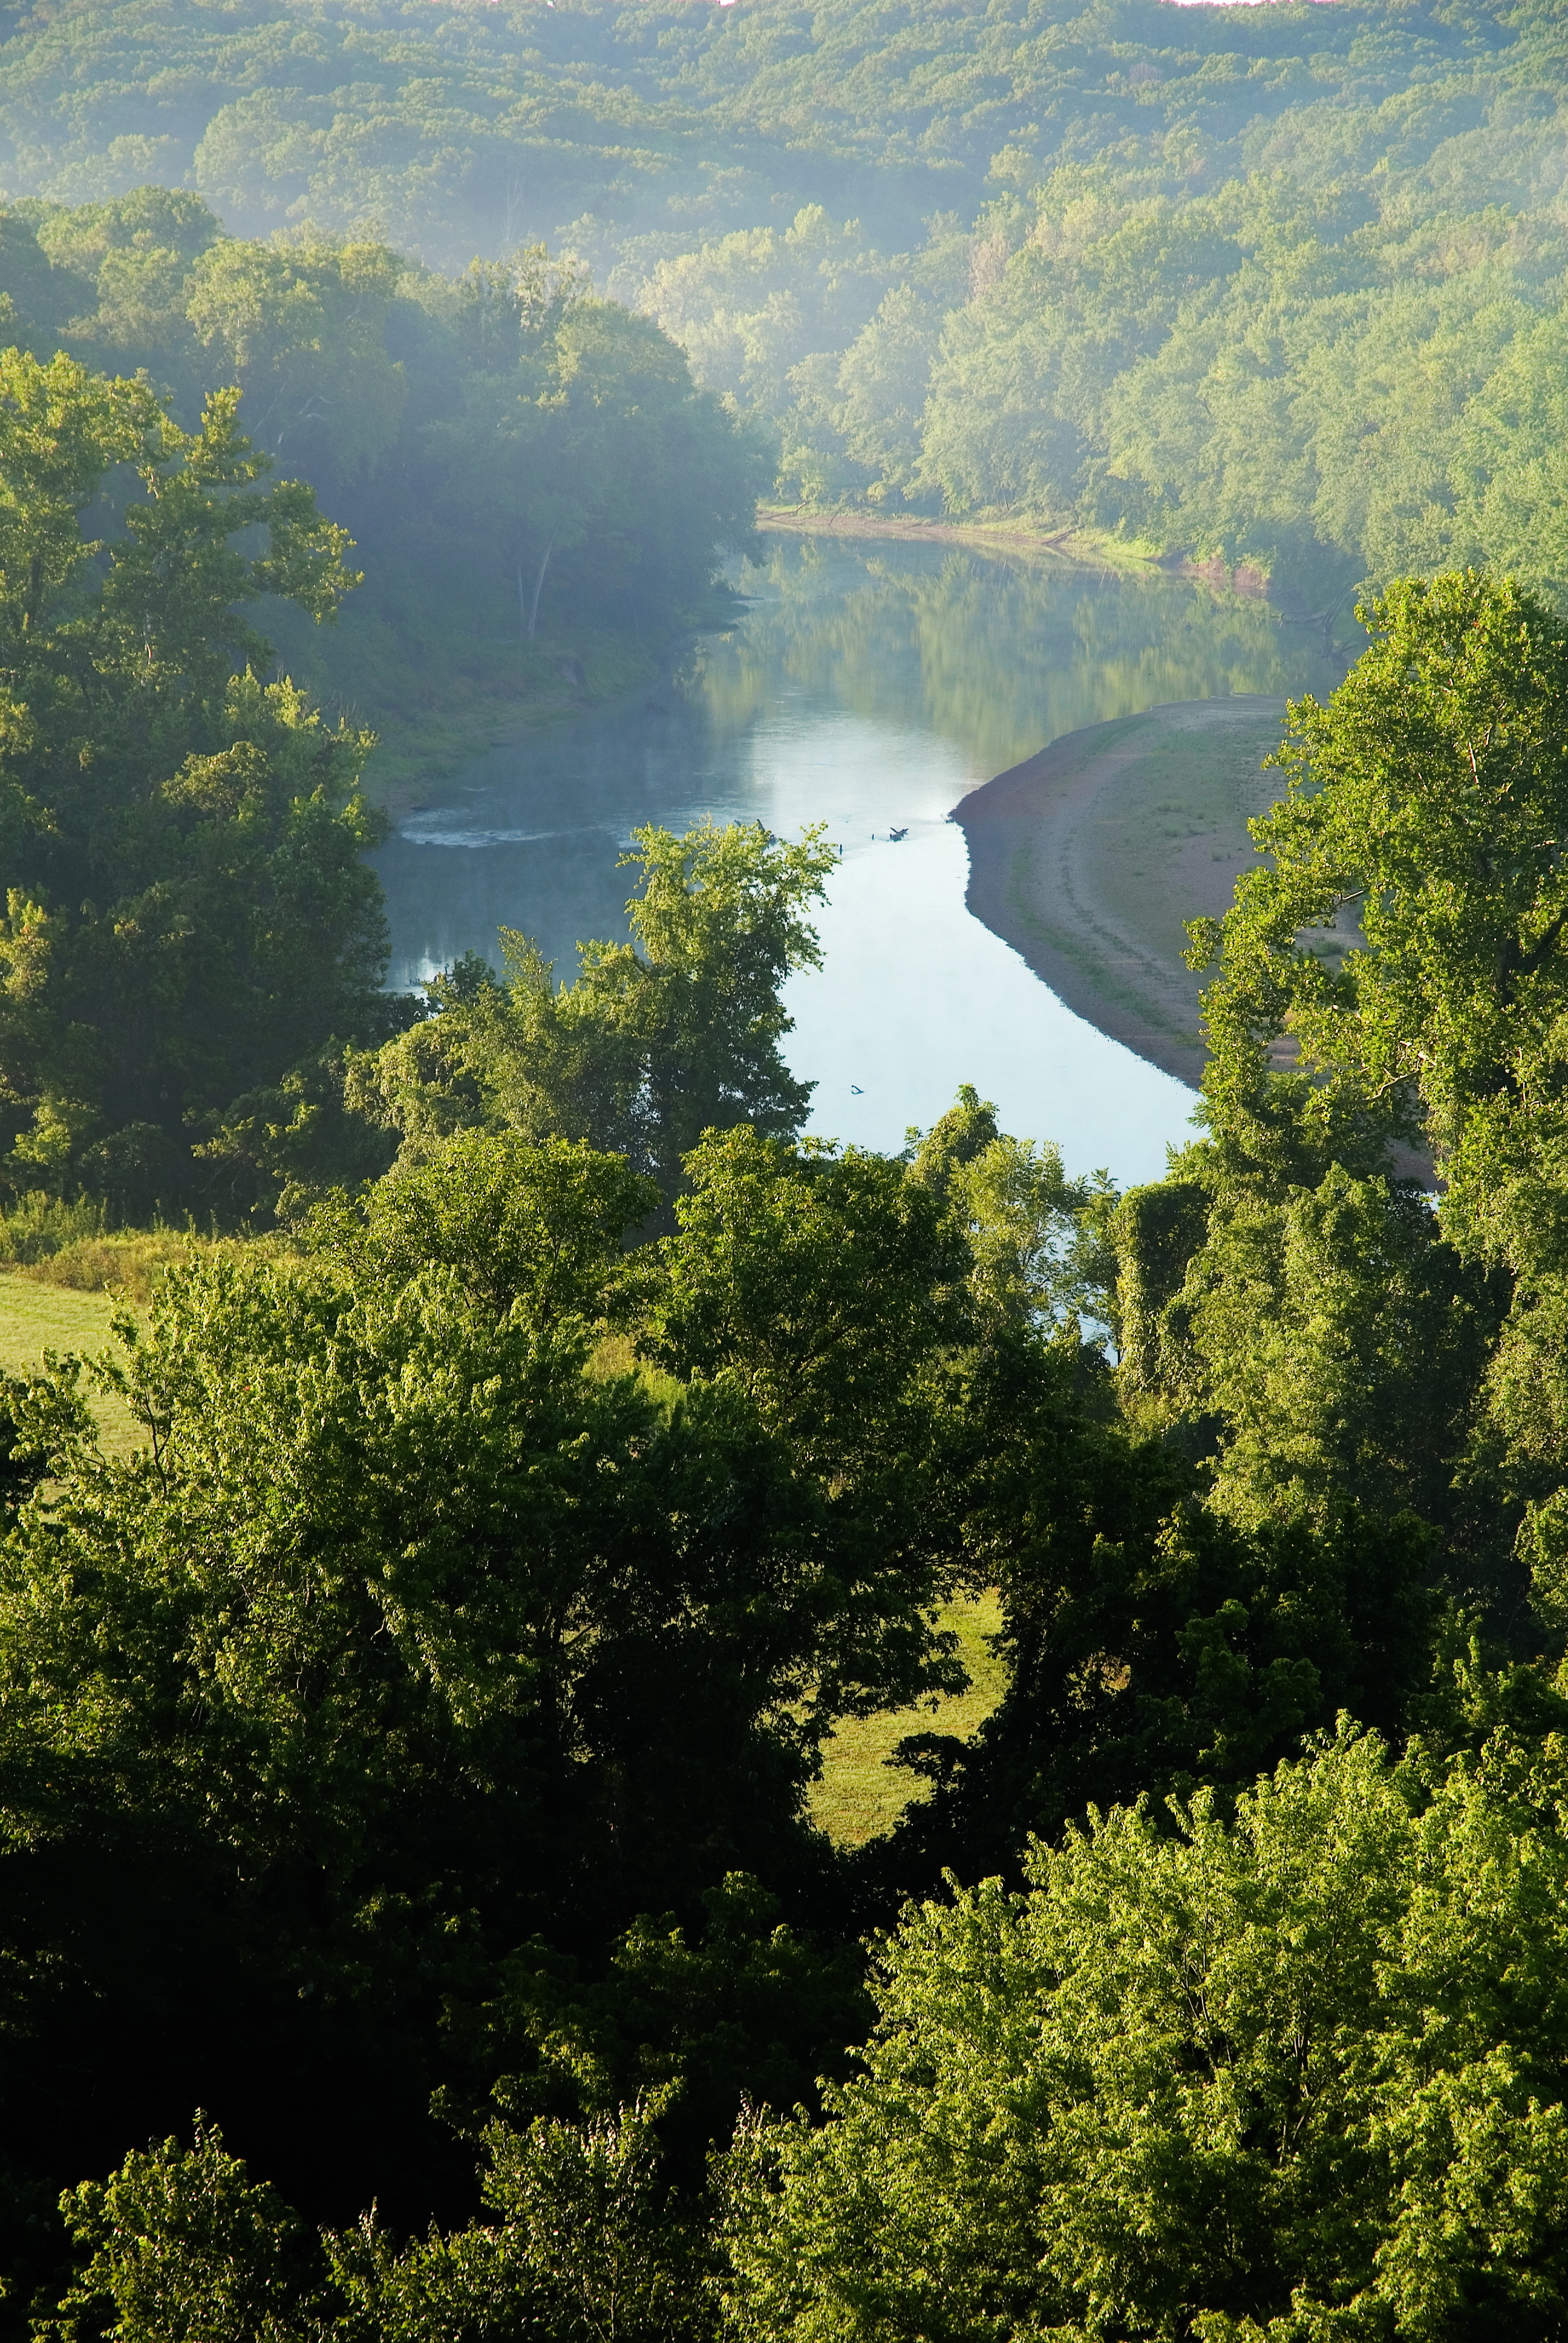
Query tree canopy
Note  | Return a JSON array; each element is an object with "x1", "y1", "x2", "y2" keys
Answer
[
  {"x1": 727, "y1": 1723, "x2": 1568, "y2": 2343},
  {"x1": 11, "y1": 0, "x2": 1568, "y2": 2324},
  {"x1": 4, "y1": 0, "x2": 1568, "y2": 643},
  {"x1": 356, "y1": 820, "x2": 837, "y2": 1201},
  {"x1": 0, "y1": 195, "x2": 773, "y2": 775},
  {"x1": 4, "y1": 562, "x2": 1568, "y2": 2337},
  {"x1": 0, "y1": 344, "x2": 393, "y2": 1217}
]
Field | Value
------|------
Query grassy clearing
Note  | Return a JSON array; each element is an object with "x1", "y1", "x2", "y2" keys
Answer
[
  {"x1": 0, "y1": 1276, "x2": 123, "y2": 1366},
  {"x1": 809, "y1": 1590, "x2": 1006, "y2": 1848},
  {"x1": 0, "y1": 1191, "x2": 290, "y2": 1305},
  {"x1": 12, "y1": 1227, "x2": 289, "y2": 1303},
  {"x1": 7, "y1": 1228, "x2": 225, "y2": 1303},
  {"x1": 0, "y1": 1274, "x2": 140, "y2": 1456},
  {"x1": 0, "y1": 1216, "x2": 283, "y2": 1457}
]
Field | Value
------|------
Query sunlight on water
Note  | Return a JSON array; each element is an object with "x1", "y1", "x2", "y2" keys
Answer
[
  {"x1": 374, "y1": 537, "x2": 1344, "y2": 1184},
  {"x1": 789, "y1": 820, "x2": 1195, "y2": 1181},
  {"x1": 716, "y1": 703, "x2": 1196, "y2": 1179}
]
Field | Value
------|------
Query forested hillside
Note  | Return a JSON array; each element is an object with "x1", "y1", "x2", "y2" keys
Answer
[
  {"x1": 0, "y1": 185, "x2": 768, "y2": 778},
  {"x1": 13, "y1": 4, "x2": 1568, "y2": 2336},
  {"x1": 4, "y1": 0, "x2": 1568, "y2": 609},
  {"x1": 1, "y1": 568, "x2": 1567, "y2": 2338}
]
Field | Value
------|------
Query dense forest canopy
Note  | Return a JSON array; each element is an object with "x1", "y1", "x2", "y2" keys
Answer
[
  {"x1": 2, "y1": 0, "x2": 1567, "y2": 608},
  {"x1": 0, "y1": 182, "x2": 771, "y2": 775},
  {"x1": 12, "y1": 2, "x2": 1568, "y2": 2337},
  {"x1": 0, "y1": 561, "x2": 1566, "y2": 2339}
]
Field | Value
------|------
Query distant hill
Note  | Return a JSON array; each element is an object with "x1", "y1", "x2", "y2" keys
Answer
[{"x1": 4, "y1": 0, "x2": 1567, "y2": 606}]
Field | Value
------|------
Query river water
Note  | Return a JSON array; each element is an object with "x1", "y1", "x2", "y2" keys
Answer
[{"x1": 374, "y1": 537, "x2": 1345, "y2": 1186}]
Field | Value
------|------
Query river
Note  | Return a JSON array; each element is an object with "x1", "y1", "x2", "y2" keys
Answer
[{"x1": 373, "y1": 536, "x2": 1346, "y2": 1187}]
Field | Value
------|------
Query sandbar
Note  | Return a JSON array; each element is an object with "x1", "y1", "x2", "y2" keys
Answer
[{"x1": 952, "y1": 697, "x2": 1290, "y2": 1089}]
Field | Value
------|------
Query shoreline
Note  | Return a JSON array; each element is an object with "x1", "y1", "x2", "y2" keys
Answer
[
  {"x1": 364, "y1": 517, "x2": 1324, "y2": 825},
  {"x1": 952, "y1": 698, "x2": 1293, "y2": 1091},
  {"x1": 756, "y1": 507, "x2": 1303, "y2": 608},
  {"x1": 756, "y1": 506, "x2": 1129, "y2": 566}
]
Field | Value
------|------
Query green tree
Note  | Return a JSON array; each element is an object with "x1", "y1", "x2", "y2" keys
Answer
[
  {"x1": 726, "y1": 1720, "x2": 1568, "y2": 2343},
  {"x1": 1115, "y1": 1165, "x2": 1504, "y2": 1545},
  {"x1": 358, "y1": 821, "x2": 837, "y2": 1198},
  {"x1": 444, "y1": 1872, "x2": 869, "y2": 2183},
  {"x1": 1452, "y1": 306, "x2": 1568, "y2": 593},
  {"x1": 184, "y1": 232, "x2": 410, "y2": 482},
  {"x1": 42, "y1": 2121, "x2": 315, "y2": 2343},
  {"x1": 636, "y1": 209, "x2": 889, "y2": 430},
  {"x1": 329, "y1": 2101, "x2": 708, "y2": 2343},
  {"x1": 36, "y1": 2108, "x2": 708, "y2": 2343},
  {"x1": 0, "y1": 1129, "x2": 965, "y2": 2216},
  {"x1": 880, "y1": 1322, "x2": 1437, "y2": 1882},
  {"x1": 27, "y1": 188, "x2": 221, "y2": 411},
  {"x1": 1184, "y1": 572, "x2": 1568, "y2": 1207},
  {"x1": 1222, "y1": 1175, "x2": 1496, "y2": 1530},
  {"x1": 1182, "y1": 572, "x2": 1568, "y2": 1595},
  {"x1": 626, "y1": 1119, "x2": 980, "y2": 1745},
  {"x1": 906, "y1": 1084, "x2": 1116, "y2": 1336},
  {"x1": 37, "y1": 2104, "x2": 707, "y2": 2343},
  {"x1": 0, "y1": 344, "x2": 390, "y2": 1216},
  {"x1": 921, "y1": 177, "x2": 1244, "y2": 523},
  {"x1": 418, "y1": 277, "x2": 771, "y2": 641}
]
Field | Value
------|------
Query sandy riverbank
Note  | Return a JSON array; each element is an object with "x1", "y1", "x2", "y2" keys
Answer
[{"x1": 952, "y1": 698, "x2": 1290, "y2": 1089}]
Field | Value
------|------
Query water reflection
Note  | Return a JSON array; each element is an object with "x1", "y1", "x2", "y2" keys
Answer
[
  {"x1": 694, "y1": 539, "x2": 1342, "y2": 777},
  {"x1": 374, "y1": 537, "x2": 1346, "y2": 1183}
]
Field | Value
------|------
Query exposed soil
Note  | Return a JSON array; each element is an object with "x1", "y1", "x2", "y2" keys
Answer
[{"x1": 953, "y1": 697, "x2": 1290, "y2": 1087}]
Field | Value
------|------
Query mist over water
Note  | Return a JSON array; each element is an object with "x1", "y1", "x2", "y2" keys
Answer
[{"x1": 374, "y1": 537, "x2": 1346, "y2": 1185}]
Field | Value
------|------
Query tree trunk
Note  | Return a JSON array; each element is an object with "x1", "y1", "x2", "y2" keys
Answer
[{"x1": 529, "y1": 531, "x2": 557, "y2": 640}]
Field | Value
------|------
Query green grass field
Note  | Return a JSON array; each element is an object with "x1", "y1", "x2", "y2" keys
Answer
[
  {"x1": 809, "y1": 1590, "x2": 1006, "y2": 1847},
  {"x1": 0, "y1": 1274, "x2": 140, "y2": 1453}
]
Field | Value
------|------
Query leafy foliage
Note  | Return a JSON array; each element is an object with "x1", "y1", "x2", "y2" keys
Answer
[
  {"x1": 0, "y1": 342, "x2": 393, "y2": 1216},
  {"x1": 12, "y1": 1, "x2": 1568, "y2": 2313},
  {"x1": 442, "y1": 1870, "x2": 870, "y2": 2184},
  {"x1": 38, "y1": 2106, "x2": 708, "y2": 2343},
  {"x1": 876, "y1": 1335, "x2": 1444, "y2": 1886},
  {"x1": 6, "y1": 2, "x2": 1568, "y2": 615},
  {"x1": 42, "y1": 2121, "x2": 316, "y2": 2343},
  {"x1": 327, "y1": 2102, "x2": 709, "y2": 2343},
  {"x1": 0, "y1": 1124, "x2": 984, "y2": 2223},
  {"x1": 906, "y1": 1083, "x2": 1117, "y2": 1337},
  {"x1": 0, "y1": 195, "x2": 772, "y2": 765},
  {"x1": 1180, "y1": 573, "x2": 1568, "y2": 1617},
  {"x1": 356, "y1": 821, "x2": 836, "y2": 1200},
  {"x1": 726, "y1": 1723, "x2": 1568, "y2": 2343}
]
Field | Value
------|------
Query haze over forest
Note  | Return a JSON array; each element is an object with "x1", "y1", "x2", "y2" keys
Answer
[
  {"x1": 4, "y1": 0, "x2": 1568, "y2": 691},
  {"x1": 7, "y1": 6, "x2": 1568, "y2": 2342}
]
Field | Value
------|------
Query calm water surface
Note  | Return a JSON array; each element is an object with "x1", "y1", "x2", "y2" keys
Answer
[{"x1": 374, "y1": 539, "x2": 1345, "y2": 1185}]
